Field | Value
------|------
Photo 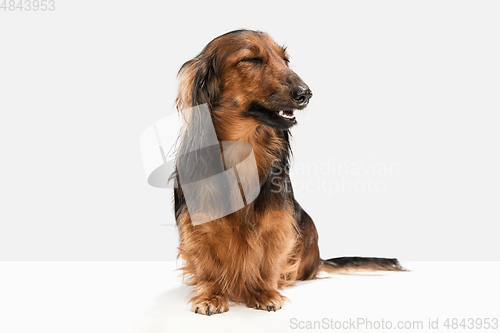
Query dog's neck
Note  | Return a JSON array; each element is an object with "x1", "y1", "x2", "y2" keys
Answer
[{"x1": 212, "y1": 112, "x2": 291, "y2": 181}]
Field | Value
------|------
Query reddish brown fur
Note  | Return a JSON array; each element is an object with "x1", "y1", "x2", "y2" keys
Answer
[{"x1": 173, "y1": 30, "x2": 403, "y2": 316}]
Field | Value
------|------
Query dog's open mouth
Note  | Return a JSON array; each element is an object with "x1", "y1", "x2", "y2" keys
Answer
[
  {"x1": 277, "y1": 110, "x2": 295, "y2": 120},
  {"x1": 245, "y1": 102, "x2": 298, "y2": 130}
]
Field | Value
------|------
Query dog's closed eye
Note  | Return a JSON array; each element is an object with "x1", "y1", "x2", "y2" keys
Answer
[{"x1": 240, "y1": 57, "x2": 263, "y2": 64}]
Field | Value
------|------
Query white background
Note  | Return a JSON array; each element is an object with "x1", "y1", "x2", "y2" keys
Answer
[{"x1": 1, "y1": 0, "x2": 499, "y2": 261}]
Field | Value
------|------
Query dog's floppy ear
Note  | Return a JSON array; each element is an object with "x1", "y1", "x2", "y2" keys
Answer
[{"x1": 176, "y1": 52, "x2": 221, "y2": 112}]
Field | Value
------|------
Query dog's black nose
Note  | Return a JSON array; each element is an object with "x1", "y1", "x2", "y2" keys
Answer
[{"x1": 291, "y1": 86, "x2": 312, "y2": 107}]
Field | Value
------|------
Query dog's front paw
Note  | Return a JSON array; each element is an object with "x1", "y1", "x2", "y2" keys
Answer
[
  {"x1": 247, "y1": 290, "x2": 286, "y2": 312},
  {"x1": 189, "y1": 294, "x2": 229, "y2": 316}
]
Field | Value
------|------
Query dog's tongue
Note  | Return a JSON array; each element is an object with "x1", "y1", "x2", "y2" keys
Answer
[{"x1": 284, "y1": 110, "x2": 294, "y2": 117}]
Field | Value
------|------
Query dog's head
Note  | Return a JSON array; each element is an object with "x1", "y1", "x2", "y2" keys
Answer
[{"x1": 176, "y1": 29, "x2": 312, "y2": 131}]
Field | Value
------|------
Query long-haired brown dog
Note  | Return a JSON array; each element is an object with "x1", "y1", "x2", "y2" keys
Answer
[{"x1": 173, "y1": 29, "x2": 404, "y2": 316}]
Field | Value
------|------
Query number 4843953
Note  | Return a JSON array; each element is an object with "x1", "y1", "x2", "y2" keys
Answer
[
  {"x1": 443, "y1": 318, "x2": 499, "y2": 330},
  {"x1": 1, "y1": 0, "x2": 55, "y2": 11}
]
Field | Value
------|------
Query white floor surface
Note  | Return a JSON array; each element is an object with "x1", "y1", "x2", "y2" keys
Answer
[{"x1": 0, "y1": 262, "x2": 498, "y2": 333}]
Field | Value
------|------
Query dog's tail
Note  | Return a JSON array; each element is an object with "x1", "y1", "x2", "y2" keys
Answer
[{"x1": 320, "y1": 256, "x2": 406, "y2": 274}]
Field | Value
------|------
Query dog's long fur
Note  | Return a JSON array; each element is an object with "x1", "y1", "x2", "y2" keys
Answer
[{"x1": 173, "y1": 30, "x2": 404, "y2": 316}]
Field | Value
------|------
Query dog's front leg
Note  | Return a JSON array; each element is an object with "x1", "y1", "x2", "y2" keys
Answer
[{"x1": 245, "y1": 223, "x2": 294, "y2": 312}]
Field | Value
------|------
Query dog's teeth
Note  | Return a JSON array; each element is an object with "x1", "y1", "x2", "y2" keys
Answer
[{"x1": 278, "y1": 110, "x2": 295, "y2": 119}]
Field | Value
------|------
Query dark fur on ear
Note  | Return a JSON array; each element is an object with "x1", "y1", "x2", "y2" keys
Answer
[
  {"x1": 172, "y1": 47, "x2": 223, "y2": 229},
  {"x1": 176, "y1": 51, "x2": 221, "y2": 112}
]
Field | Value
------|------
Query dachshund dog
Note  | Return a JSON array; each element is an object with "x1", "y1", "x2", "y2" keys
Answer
[{"x1": 172, "y1": 29, "x2": 404, "y2": 316}]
